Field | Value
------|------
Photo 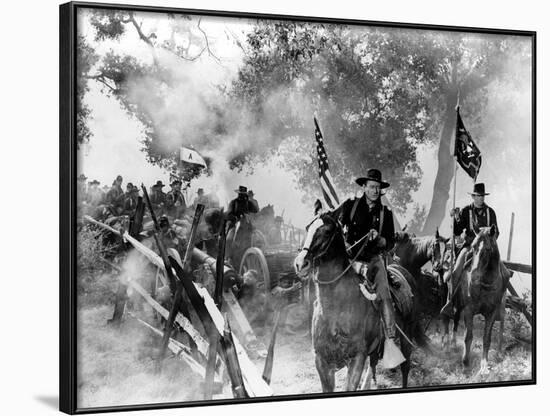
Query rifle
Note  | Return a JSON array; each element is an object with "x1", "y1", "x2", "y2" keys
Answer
[
  {"x1": 140, "y1": 184, "x2": 179, "y2": 293},
  {"x1": 204, "y1": 209, "x2": 227, "y2": 399},
  {"x1": 158, "y1": 203, "x2": 205, "y2": 363}
]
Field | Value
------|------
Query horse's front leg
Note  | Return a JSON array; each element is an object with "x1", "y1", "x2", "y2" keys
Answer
[
  {"x1": 315, "y1": 354, "x2": 336, "y2": 392},
  {"x1": 360, "y1": 353, "x2": 379, "y2": 390},
  {"x1": 462, "y1": 306, "x2": 474, "y2": 367},
  {"x1": 440, "y1": 315, "x2": 450, "y2": 350},
  {"x1": 451, "y1": 310, "x2": 461, "y2": 348},
  {"x1": 346, "y1": 353, "x2": 366, "y2": 391},
  {"x1": 479, "y1": 309, "x2": 499, "y2": 375},
  {"x1": 399, "y1": 333, "x2": 412, "y2": 388}
]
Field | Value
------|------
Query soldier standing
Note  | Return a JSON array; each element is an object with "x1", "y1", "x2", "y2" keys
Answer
[
  {"x1": 225, "y1": 186, "x2": 259, "y2": 264},
  {"x1": 165, "y1": 179, "x2": 186, "y2": 219},
  {"x1": 150, "y1": 180, "x2": 166, "y2": 215},
  {"x1": 121, "y1": 183, "x2": 138, "y2": 216},
  {"x1": 105, "y1": 175, "x2": 124, "y2": 212}
]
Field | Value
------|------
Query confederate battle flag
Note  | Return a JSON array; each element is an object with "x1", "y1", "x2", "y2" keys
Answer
[{"x1": 454, "y1": 108, "x2": 482, "y2": 180}]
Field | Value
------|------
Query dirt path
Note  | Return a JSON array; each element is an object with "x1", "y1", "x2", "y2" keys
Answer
[{"x1": 76, "y1": 305, "x2": 532, "y2": 409}]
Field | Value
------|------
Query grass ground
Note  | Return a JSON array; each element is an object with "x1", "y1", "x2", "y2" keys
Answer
[{"x1": 76, "y1": 299, "x2": 532, "y2": 408}]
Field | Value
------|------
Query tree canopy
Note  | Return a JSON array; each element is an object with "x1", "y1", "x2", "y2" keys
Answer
[{"x1": 77, "y1": 11, "x2": 531, "y2": 225}]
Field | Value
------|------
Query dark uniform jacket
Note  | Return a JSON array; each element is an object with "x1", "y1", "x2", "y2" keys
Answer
[
  {"x1": 106, "y1": 185, "x2": 124, "y2": 208},
  {"x1": 122, "y1": 193, "x2": 137, "y2": 215},
  {"x1": 454, "y1": 203, "x2": 499, "y2": 243},
  {"x1": 166, "y1": 190, "x2": 186, "y2": 217},
  {"x1": 150, "y1": 190, "x2": 166, "y2": 210},
  {"x1": 227, "y1": 196, "x2": 259, "y2": 227},
  {"x1": 336, "y1": 196, "x2": 395, "y2": 261}
]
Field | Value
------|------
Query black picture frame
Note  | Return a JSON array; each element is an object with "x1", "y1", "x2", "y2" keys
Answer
[{"x1": 60, "y1": 2, "x2": 536, "y2": 414}]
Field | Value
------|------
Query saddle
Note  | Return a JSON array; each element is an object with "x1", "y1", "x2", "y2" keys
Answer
[{"x1": 386, "y1": 264, "x2": 414, "y2": 317}]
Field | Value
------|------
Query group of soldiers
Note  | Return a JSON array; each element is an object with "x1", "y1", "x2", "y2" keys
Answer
[
  {"x1": 76, "y1": 173, "x2": 222, "y2": 219},
  {"x1": 80, "y1": 168, "x2": 505, "y2": 371},
  {"x1": 300, "y1": 168, "x2": 502, "y2": 369}
]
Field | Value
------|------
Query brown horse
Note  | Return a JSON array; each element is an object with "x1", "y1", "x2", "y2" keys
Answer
[
  {"x1": 294, "y1": 210, "x2": 421, "y2": 391},
  {"x1": 392, "y1": 230, "x2": 447, "y2": 281},
  {"x1": 454, "y1": 225, "x2": 509, "y2": 373},
  {"x1": 392, "y1": 231, "x2": 460, "y2": 346}
]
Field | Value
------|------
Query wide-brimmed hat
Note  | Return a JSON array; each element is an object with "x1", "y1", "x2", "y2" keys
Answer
[
  {"x1": 90, "y1": 180, "x2": 100, "y2": 186},
  {"x1": 469, "y1": 183, "x2": 490, "y2": 196},
  {"x1": 235, "y1": 185, "x2": 248, "y2": 194},
  {"x1": 355, "y1": 169, "x2": 390, "y2": 189},
  {"x1": 153, "y1": 180, "x2": 165, "y2": 188}
]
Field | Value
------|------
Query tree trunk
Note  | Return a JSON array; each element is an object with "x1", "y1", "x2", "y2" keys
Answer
[{"x1": 421, "y1": 92, "x2": 459, "y2": 235}]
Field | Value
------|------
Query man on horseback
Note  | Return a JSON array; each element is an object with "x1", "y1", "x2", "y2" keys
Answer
[
  {"x1": 225, "y1": 185, "x2": 259, "y2": 265},
  {"x1": 165, "y1": 179, "x2": 187, "y2": 219},
  {"x1": 441, "y1": 183, "x2": 501, "y2": 316},
  {"x1": 336, "y1": 168, "x2": 405, "y2": 368}
]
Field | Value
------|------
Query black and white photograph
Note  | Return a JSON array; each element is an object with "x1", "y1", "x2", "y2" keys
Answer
[{"x1": 60, "y1": 1, "x2": 534, "y2": 413}]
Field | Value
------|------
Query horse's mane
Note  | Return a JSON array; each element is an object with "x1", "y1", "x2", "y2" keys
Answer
[
  {"x1": 310, "y1": 213, "x2": 348, "y2": 263},
  {"x1": 394, "y1": 232, "x2": 435, "y2": 261},
  {"x1": 472, "y1": 227, "x2": 501, "y2": 267}
]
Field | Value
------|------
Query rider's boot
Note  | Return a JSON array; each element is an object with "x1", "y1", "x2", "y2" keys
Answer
[{"x1": 381, "y1": 298, "x2": 406, "y2": 369}]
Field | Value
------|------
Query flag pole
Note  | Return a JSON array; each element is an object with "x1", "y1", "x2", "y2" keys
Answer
[
  {"x1": 450, "y1": 98, "x2": 460, "y2": 274},
  {"x1": 450, "y1": 161, "x2": 458, "y2": 268}
]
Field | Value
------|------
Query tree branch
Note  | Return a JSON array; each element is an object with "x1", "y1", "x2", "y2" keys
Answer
[
  {"x1": 196, "y1": 18, "x2": 221, "y2": 64},
  {"x1": 85, "y1": 74, "x2": 118, "y2": 93}
]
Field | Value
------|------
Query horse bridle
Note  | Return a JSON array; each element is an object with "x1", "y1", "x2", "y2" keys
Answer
[
  {"x1": 431, "y1": 238, "x2": 446, "y2": 274},
  {"x1": 303, "y1": 215, "x2": 373, "y2": 285},
  {"x1": 304, "y1": 215, "x2": 339, "y2": 267}
]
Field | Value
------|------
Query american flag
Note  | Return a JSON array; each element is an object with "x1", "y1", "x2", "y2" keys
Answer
[{"x1": 314, "y1": 117, "x2": 340, "y2": 209}]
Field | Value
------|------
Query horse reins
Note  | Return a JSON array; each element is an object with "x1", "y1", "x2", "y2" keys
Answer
[{"x1": 312, "y1": 230, "x2": 371, "y2": 285}]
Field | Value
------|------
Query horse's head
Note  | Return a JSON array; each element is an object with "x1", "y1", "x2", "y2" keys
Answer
[
  {"x1": 294, "y1": 201, "x2": 344, "y2": 277},
  {"x1": 431, "y1": 228, "x2": 450, "y2": 275},
  {"x1": 470, "y1": 224, "x2": 500, "y2": 273}
]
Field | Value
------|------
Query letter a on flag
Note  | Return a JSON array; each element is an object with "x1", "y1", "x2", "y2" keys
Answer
[{"x1": 180, "y1": 146, "x2": 206, "y2": 168}]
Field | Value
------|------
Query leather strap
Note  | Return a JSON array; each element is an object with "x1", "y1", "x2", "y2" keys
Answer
[{"x1": 350, "y1": 197, "x2": 360, "y2": 223}]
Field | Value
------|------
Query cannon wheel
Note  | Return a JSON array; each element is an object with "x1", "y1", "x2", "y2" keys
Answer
[{"x1": 239, "y1": 247, "x2": 271, "y2": 310}]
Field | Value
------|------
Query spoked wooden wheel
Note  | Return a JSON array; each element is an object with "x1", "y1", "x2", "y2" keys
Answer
[{"x1": 239, "y1": 247, "x2": 271, "y2": 311}]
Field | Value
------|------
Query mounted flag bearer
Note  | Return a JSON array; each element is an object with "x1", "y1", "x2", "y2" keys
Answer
[
  {"x1": 311, "y1": 117, "x2": 404, "y2": 368},
  {"x1": 334, "y1": 169, "x2": 405, "y2": 369},
  {"x1": 440, "y1": 183, "x2": 500, "y2": 316}
]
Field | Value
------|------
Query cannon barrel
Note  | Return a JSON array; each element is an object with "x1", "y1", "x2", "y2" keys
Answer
[{"x1": 191, "y1": 247, "x2": 240, "y2": 285}]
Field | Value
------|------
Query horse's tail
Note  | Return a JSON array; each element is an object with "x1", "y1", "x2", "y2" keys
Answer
[
  {"x1": 388, "y1": 264, "x2": 435, "y2": 354},
  {"x1": 410, "y1": 319, "x2": 435, "y2": 354}
]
